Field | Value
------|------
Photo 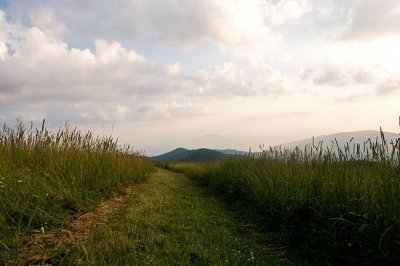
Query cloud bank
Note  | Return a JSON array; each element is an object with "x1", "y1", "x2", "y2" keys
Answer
[{"x1": 1, "y1": 0, "x2": 399, "y2": 154}]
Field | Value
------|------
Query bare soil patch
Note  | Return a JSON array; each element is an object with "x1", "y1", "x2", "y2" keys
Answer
[{"x1": 15, "y1": 187, "x2": 137, "y2": 265}]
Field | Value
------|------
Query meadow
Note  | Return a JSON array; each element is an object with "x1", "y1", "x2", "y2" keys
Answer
[
  {"x1": 169, "y1": 131, "x2": 400, "y2": 265},
  {"x1": 2, "y1": 119, "x2": 400, "y2": 265},
  {"x1": 0, "y1": 120, "x2": 155, "y2": 262}
]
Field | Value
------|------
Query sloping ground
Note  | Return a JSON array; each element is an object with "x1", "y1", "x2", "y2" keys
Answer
[{"x1": 49, "y1": 169, "x2": 285, "y2": 265}]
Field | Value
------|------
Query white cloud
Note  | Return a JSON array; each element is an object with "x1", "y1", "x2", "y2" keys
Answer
[
  {"x1": 191, "y1": 62, "x2": 252, "y2": 97},
  {"x1": 208, "y1": 1, "x2": 275, "y2": 51},
  {"x1": 105, "y1": 0, "x2": 280, "y2": 54},
  {"x1": 258, "y1": 64, "x2": 286, "y2": 93},
  {"x1": 267, "y1": 0, "x2": 312, "y2": 26},
  {"x1": 26, "y1": 7, "x2": 68, "y2": 38},
  {"x1": 2, "y1": 0, "x2": 400, "y2": 151},
  {"x1": 311, "y1": 34, "x2": 400, "y2": 87},
  {"x1": 116, "y1": 105, "x2": 130, "y2": 118},
  {"x1": 0, "y1": 15, "x2": 160, "y2": 122},
  {"x1": 188, "y1": 62, "x2": 286, "y2": 97},
  {"x1": 314, "y1": 64, "x2": 378, "y2": 87},
  {"x1": 376, "y1": 80, "x2": 400, "y2": 96},
  {"x1": 5, "y1": 0, "x2": 314, "y2": 63},
  {"x1": 333, "y1": 0, "x2": 400, "y2": 40},
  {"x1": 0, "y1": 11, "x2": 287, "y2": 125},
  {"x1": 0, "y1": 42, "x2": 7, "y2": 60},
  {"x1": 167, "y1": 63, "x2": 182, "y2": 76},
  {"x1": 94, "y1": 39, "x2": 146, "y2": 64}
]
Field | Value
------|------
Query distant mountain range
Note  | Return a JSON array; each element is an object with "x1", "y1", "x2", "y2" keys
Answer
[
  {"x1": 215, "y1": 149, "x2": 248, "y2": 156},
  {"x1": 151, "y1": 130, "x2": 399, "y2": 162},
  {"x1": 278, "y1": 130, "x2": 399, "y2": 150},
  {"x1": 151, "y1": 148, "x2": 234, "y2": 163},
  {"x1": 144, "y1": 134, "x2": 248, "y2": 156}
]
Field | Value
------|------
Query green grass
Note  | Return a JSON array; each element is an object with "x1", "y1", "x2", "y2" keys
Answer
[
  {"x1": 57, "y1": 168, "x2": 277, "y2": 265},
  {"x1": 0, "y1": 120, "x2": 155, "y2": 263},
  {"x1": 4, "y1": 119, "x2": 399, "y2": 264},
  {"x1": 174, "y1": 132, "x2": 400, "y2": 264}
]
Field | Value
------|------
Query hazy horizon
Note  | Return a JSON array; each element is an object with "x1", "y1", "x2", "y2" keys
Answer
[
  {"x1": 146, "y1": 129, "x2": 400, "y2": 156},
  {"x1": 1, "y1": 0, "x2": 399, "y2": 156}
]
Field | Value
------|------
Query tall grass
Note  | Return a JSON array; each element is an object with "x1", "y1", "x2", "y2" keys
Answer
[
  {"x1": 0, "y1": 120, "x2": 155, "y2": 262},
  {"x1": 182, "y1": 130, "x2": 400, "y2": 264}
]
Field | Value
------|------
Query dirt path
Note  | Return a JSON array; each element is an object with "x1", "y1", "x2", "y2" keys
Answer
[
  {"x1": 15, "y1": 187, "x2": 137, "y2": 265},
  {"x1": 16, "y1": 168, "x2": 284, "y2": 265}
]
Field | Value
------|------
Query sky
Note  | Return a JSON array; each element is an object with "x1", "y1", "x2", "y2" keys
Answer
[{"x1": 0, "y1": 0, "x2": 399, "y2": 155}]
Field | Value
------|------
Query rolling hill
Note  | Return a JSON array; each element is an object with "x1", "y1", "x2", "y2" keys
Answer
[
  {"x1": 278, "y1": 130, "x2": 399, "y2": 150},
  {"x1": 151, "y1": 130, "x2": 399, "y2": 162},
  {"x1": 151, "y1": 148, "x2": 231, "y2": 163}
]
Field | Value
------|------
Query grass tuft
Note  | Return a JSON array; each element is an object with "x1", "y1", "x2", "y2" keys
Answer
[
  {"x1": 176, "y1": 129, "x2": 400, "y2": 264},
  {"x1": 0, "y1": 119, "x2": 155, "y2": 263}
]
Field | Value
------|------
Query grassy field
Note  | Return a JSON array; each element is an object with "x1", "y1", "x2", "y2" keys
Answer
[
  {"x1": 3, "y1": 119, "x2": 400, "y2": 264},
  {"x1": 169, "y1": 132, "x2": 400, "y2": 264},
  {"x1": 0, "y1": 120, "x2": 155, "y2": 263},
  {"x1": 52, "y1": 169, "x2": 277, "y2": 265}
]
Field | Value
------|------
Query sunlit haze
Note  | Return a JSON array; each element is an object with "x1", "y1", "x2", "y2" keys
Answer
[{"x1": 0, "y1": 0, "x2": 399, "y2": 155}]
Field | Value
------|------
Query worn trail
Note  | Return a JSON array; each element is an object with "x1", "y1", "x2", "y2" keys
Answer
[
  {"x1": 15, "y1": 187, "x2": 137, "y2": 265},
  {"x1": 20, "y1": 169, "x2": 280, "y2": 265}
]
